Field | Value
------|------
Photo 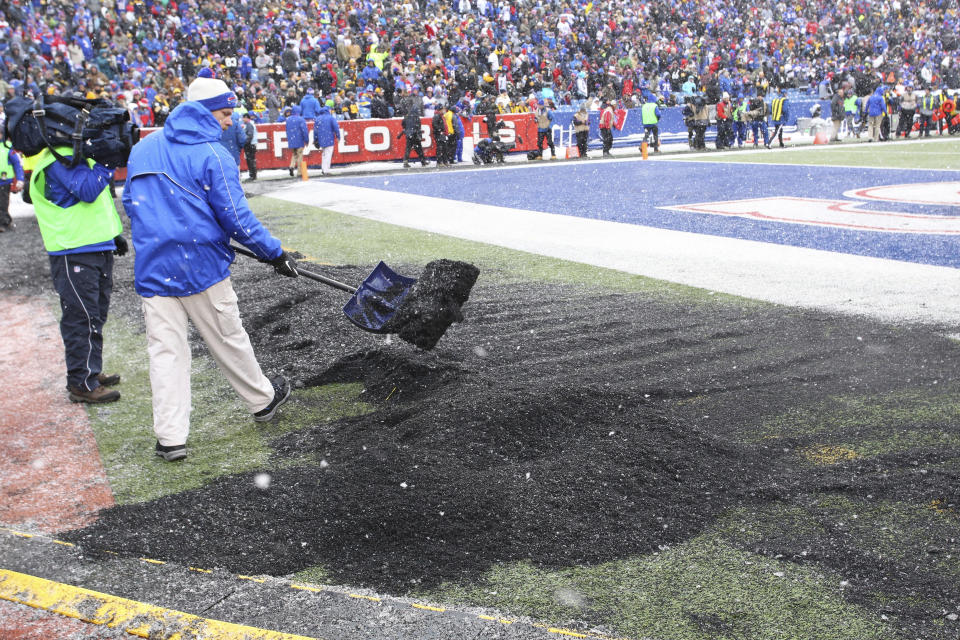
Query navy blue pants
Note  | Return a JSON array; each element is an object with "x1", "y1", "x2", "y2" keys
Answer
[{"x1": 48, "y1": 251, "x2": 114, "y2": 391}]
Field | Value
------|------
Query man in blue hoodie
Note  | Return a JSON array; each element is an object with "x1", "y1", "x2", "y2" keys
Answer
[
  {"x1": 299, "y1": 87, "x2": 322, "y2": 121},
  {"x1": 122, "y1": 74, "x2": 299, "y2": 462},
  {"x1": 865, "y1": 86, "x2": 887, "y2": 142},
  {"x1": 312, "y1": 105, "x2": 341, "y2": 175},
  {"x1": 285, "y1": 104, "x2": 309, "y2": 177}
]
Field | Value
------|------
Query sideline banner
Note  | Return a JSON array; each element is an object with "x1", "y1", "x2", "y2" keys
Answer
[{"x1": 135, "y1": 113, "x2": 539, "y2": 171}]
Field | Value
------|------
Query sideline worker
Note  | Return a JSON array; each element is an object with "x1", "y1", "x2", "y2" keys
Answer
[
  {"x1": 28, "y1": 140, "x2": 127, "y2": 403},
  {"x1": 122, "y1": 74, "x2": 300, "y2": 462},
  {"x1": 0, "y1": 138, "x2": 24, "y2": 232}
]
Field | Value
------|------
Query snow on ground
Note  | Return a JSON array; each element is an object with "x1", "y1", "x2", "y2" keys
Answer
[{"x1": 270, "y1": 176, "x2": 960, "y2": 329}]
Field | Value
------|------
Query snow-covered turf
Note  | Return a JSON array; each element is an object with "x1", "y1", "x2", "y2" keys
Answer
[{"x1": 269, "y1": 175, "x2": 960, "y2": 329}]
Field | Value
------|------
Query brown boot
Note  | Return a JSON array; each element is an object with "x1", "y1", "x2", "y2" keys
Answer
[
  {"x1": 68, "y1": 385, "x2": 120, "y2": 404},
  {"x1": 98, "y1": 372, "x2": 121, "y2": 386}
]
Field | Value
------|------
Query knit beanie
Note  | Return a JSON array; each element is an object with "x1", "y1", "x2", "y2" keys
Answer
[{"x1": 187, "y1": 76, "x2": 238, "y2": 112}]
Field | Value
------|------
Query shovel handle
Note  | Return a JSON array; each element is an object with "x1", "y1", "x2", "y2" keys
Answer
[{"x1": 231, "y1": 245, "x2": 358, "y2": 294}]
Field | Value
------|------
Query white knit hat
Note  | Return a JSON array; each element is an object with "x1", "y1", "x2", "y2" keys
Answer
[{"x1": 187, "y1": 76, "x2": 238, "y2": 111}]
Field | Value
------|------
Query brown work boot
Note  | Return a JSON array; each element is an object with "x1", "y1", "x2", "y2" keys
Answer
[
  {"x1": 68, "y1": 385, "x2": 120, "y2": 404},
  {"x1": 98, "y1": 372, "x2": 121, "y2": 386}
]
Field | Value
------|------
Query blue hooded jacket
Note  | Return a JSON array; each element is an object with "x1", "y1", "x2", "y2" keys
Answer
[
  {"x1": 122, "y1": 101, "x2": 282, "y2": 298},
  {"x1": 300, "y1": 92, "x2": 322, "y2": 119},
  {"x1": 312, "y1": 106, "x2": 341, "y2": 148},
  {"x1": 285, "y1": 105, "x2": 309, "y2": 149},
  {"x1": 866, "y1": 87, "x2": 887, "y2": 117}
]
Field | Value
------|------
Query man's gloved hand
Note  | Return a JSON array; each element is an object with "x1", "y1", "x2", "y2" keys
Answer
[
  {"x1": 9, "y1": 181, "x2": 20, "y2": 194},
  {"x1": 271, "y1": 251, "x2": 299, "y2": 278},
  {"x1": 113, "y1": 235, "x2": 129, "y2": 256}
]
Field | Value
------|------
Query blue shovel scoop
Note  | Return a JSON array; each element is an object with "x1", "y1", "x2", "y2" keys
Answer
[{"x1": 232, "y1": 244, "x2": 416, "y2": 333}]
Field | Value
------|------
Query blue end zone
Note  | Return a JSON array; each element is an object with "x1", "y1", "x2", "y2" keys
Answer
[{"x1": 334, "y1": 161, "x2": 960, "y2": 269}]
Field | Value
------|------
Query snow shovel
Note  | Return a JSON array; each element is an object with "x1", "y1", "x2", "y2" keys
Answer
[
  {"x1": 231, "y1": 244, "x2": 416, "y2": 333},
  {"x1": 232, "y1": 245, "x2": 480, "y2": 350}
]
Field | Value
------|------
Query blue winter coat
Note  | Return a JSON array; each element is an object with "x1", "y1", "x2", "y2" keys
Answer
[
  {"x1": 300, "y1": 93, "x2": 322, "y2": 120},
  {"x1": 312, "y1": 106, "x2": 341, "y2": 148},
  {"x1": 122, "y1": 101, "x2": 283, "y2": 298},
  {"x1": 285, "y1": 106, "x2": 309, "y2": 149},
  {"x1": 219, "y1": 111, "x2": 246, "y2": 161},
  {"x1": 866, "y1": 88, "x2": 886, "y2": 117}
]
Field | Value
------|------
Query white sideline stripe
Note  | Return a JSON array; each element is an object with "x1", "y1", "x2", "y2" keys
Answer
[{"x1": 271, "y1": 181, "x2": 960, "y2": 328}]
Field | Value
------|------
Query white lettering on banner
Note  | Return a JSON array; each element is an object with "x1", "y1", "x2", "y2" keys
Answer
[
  {"x1": 844, "y1": 181, "x2": 960, "y2": 206},
  {"x1": 498, "y1": 122, "x2": 517, "y2": 144},
  {"x1": 338, "y1": 130, "x2": 360, "y2": 153},
  {"x1": 662, "y1": 196, "x2": 960, "y2": 234},
  {"x1": 364, "y1": 126, "x2": 390, "y2": 151},
  {"x1": 422, "y1": 125, "x2": 433, "y2": 149},
  {"x1": 272, "y1": 130, "x2": 287, "y2": 157},
  {"x1": 471, "y1": 122, "x2": 481, "y2": 142}
]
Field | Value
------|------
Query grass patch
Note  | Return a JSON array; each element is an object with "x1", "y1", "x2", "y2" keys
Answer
[
  {"x1": 673, "y1": 138, "x2": 960, "y2": 169},
  {"x1": 749, "y1": 387, "x2": 960, "y2": 457},
  {"x1": 418, "y1": 534, "x2": 893, "y2": 640},
  {"x1": 716, "y1": 496, "x2": 960, "y2": 586},
  {"x1": 87, "y1": 313, "x2": 373, "y2": 504}
]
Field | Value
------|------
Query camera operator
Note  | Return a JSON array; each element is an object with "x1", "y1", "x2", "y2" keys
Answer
[{"x1": 28, "y1": 136, "x2": 127, "y2": 404}]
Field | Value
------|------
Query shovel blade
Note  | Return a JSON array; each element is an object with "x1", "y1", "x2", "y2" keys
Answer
[{"x1": 342, "y1": 261, "x2": 417, "y2": 332}]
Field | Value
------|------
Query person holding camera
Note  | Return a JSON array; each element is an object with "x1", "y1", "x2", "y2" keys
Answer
[
  {"x1": 27, "y1": 135, "x2": 127, "y2": 404},
  {"x1": 122, "y1": 74, "x2": 299, "y2": 462}
]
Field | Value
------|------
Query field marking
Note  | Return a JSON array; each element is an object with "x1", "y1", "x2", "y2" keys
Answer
[
  {"x1": 0, "y1": 568, "x2": 320, "y2": 640},
  {"x1": 0, "y1": 527, "x2": 624, "y2": 640},
  {"x1": 269, "y1": 181, "x2": 960, "y2": 328}
]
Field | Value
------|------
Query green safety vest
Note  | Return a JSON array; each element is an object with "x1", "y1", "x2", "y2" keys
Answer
[
  {"x1": 641, "y1": 102, "x2": 659, "y2": 124},
  {"x1": 843, "y1": 95, "x2": 858, "y2": 113},
  {"x1": 0, "y1": 143, "x2": 12, "y2": 180},
  {"x1": 29, "y1": 147, "x2": 122, "y2": 253}
]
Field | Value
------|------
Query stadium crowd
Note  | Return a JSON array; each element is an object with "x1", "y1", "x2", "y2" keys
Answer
[{"x1": 0, "y1": 0, "x2": 959, "y2": 128}]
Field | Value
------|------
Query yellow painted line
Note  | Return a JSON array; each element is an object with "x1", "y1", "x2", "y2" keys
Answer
[
  {"x1": 52, "y1": 540, "x2": 75, "y2": 547},
  {"x1": 547, "y1": 628, "x2": 590, "y2": 638},
  {"x1": 291, "y1": 584, "x2": 324, "y2": 593},
  {"x1": 0, "y1": 529, "x2": 621, "y2": 640},
  {"x1": 478, "y1": 614, "x2": 514, "y2": 624},
  {"x1": 0, "y1": 569, "x2": 321, "y2": 640},
  {"x1": 348, "y1": 594, "x2": 381, "y2": 602}
]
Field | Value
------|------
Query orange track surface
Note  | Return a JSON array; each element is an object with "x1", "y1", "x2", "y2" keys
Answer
[{"x1": 0, "y1": 294, "x2": 115, "y2": 533}]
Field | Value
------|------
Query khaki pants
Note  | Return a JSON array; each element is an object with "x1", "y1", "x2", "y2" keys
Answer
[
  {"x1": 142, "y1": 277, "x2": 274, "y2": 446},
  {"x1": 289, "y1": 146, "x2": 304, "y2": 170},
  {"x1": 868, "y1": 114, "x2": 884, "y2": 141}
]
